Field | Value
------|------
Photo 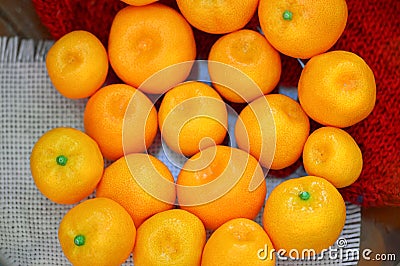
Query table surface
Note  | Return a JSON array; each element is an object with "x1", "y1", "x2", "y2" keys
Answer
[{"x1": 1, "y1": 1, "x2": 399, "y2": 266}]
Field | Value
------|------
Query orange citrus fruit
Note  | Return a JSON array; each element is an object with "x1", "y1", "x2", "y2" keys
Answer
[
  {"x1": 303, "y1": 127, "x2": 363, "y2": 188},
  {"x1": 235, "y1": 94, "x2": 309, "y2": 170},
  {"x1": 158, "y1": 81, "x2": 228, "y2": 156},
  {"x1": 121, "y1": 0, "x2": 158, "y2": 6},
  {"x1": 201, "y1": 218, "x2": 276, "y2": 266},
  {"x1": 258, "y1": 0, "x2": 348, "y2": 59},
  {"x1": 83, "y1": 83, "x2": 158, "y2": 161},
  {"x1": 208, "y1": 29, "x2": 281, "y2": 103},
  {"x1": 298, "y1": 50, "x2": 376, "y2": 127},
  {"x1": 58, "y1": 198, "x2": 136, "y2": 266},
  {"x1": 263, "y1": 176, "x2": 346, "y2": 256},
  {"x1": 133, "y1": 209, "x2": 206, "y2": 265},
  {"x1": 176, "y1": 0, "x2": 259, "y2": 34},
  {"x1": 108, "y1": 3, "x2": 196, "y2": 91},
  {"x1": 96, "y1": 153, "x2": 176, "y2": 227},
  {"x1": 177, "y1": 145, "x2": 266, "y2": 230},
  {"x1": 46, "y1": 30, "x2": 108, "y2": 99},
  {"x1": 30, "y1": 127, "x2": 103, "y2": 204}
]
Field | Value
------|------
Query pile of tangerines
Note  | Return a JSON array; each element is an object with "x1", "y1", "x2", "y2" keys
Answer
[{"x1": 30, "y1": 0, "x2": 376, "y2": 265}]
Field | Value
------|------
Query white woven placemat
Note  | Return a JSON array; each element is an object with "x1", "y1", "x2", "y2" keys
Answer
[{"x1": 0, "y1": 37, "x2": 361, "y2": 266}]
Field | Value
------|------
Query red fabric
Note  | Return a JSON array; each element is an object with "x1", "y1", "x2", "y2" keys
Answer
[
  {"x1": 333, "y1": 0, "x2": 400, "y2": 207},
  {"x1": 32, "y1": 0, "x2": 400, "y2": 207}
]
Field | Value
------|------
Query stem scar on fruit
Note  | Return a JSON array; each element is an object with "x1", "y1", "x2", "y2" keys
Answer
[
  {"x1": 56, "y1": 155, "x2": 68, "y2": 166},
  {"x1": 74, "y1": 235, "x2": 85, "y2": 246},
  {"x1": 283, "y1": 10, "x2": 293, "y2": 21},
  {"x1": 299, "y1": 191, "x2": 310, "y2": 200}
]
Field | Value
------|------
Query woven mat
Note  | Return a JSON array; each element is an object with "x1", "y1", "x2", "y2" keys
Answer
[{"x1": 0, "y1": 37, "x2": 361, "y2": 265}]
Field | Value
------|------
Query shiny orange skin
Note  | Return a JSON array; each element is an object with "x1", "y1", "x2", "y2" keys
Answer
[
  {"x1": 298, "y1": 50, "x2": 376, "y2": 127},
  {"x1": 177, "y1": 145, "x2": 266, "y2": 230},
  {"x1": 176, "y1": 0, "x2": 259, "y2": 34},
  {"x1": 108, "y1": 3, "x2": 196, "y2": 90},
  {"x1": 258, "y1": 0, "x2": 348, "y2": 59},
  {"x1": 83, "y1": 84, "x2": 158, "y2": 161},
  {"x1": 30, "y1": 127, "x2": 104, "y2": 204},
  {"x1": 133, "y1": 209, "x2": 206, "y2": 266},
  {"x1": 96, "y1": 154, "x2": 176, "y2": 228},
  {"x1": 263, "y1": 176, "x2": 346, "y2": 256},
  {"x1": 46, "y1": 30, "x2": 108, "y2": 99},
  {"x1": 208, "y1": 29, "x2": 281, "y2": 103},
  {"x1": 58, "y1": 198, "x2": 136, "y2": 266}
]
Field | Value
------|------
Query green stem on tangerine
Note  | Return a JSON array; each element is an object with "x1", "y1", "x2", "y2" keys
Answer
[
  {"x1": 74, "y1": 235, "x2": 85, "y2": 246},
  {"x1": 299, "y1": 191, "x2": 310, "y2": 200},
  {"x1": 283, "y1": 10, "x2": 293, "y2": 21},
  {"x1": 56, "y1": 155, "x2": 68, "y2": 166}
]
